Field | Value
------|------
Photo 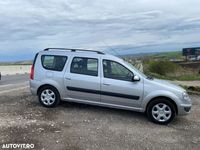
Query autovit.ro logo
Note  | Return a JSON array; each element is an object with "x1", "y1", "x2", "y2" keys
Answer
[{"x1": 2, "y1": 143, "x2": 34, "y2": 149}]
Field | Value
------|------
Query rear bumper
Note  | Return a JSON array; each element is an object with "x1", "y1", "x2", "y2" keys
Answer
[{"x1": 29, "y1": 80, "x2": 40, "y2": 95}]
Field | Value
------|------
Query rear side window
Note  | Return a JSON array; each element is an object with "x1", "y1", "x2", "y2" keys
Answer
[
  {"x1": 70, "y1": 57, "x2": 98, "y2": 76},
  {"x1": 41, "y1": 55, "x2": 67, "y2": 71}
]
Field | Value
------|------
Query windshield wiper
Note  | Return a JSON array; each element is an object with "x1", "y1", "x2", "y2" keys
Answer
[{"x1": 147, "y1": 76, "x2": 154, "y2": 80}]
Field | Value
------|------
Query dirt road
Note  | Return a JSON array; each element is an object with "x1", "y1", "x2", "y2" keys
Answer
[
  {"x1": 174, "y1": 80, "x2": 200, "y2": 87},
  {"x1": 0, "y1": 78, "x2": 200, "y2": 150}
]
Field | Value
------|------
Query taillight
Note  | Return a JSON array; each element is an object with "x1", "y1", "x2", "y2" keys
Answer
[
  {"x1": 30, "y1": 65, "x2": 34, "y2": 80},
  {"x1": 30, "y1": 53, "x2": 38, "y2": 80}
]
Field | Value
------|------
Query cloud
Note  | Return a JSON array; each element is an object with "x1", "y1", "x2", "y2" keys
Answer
[{"x1": 0, "y1": 0, "x2": 200, "y2": 61}]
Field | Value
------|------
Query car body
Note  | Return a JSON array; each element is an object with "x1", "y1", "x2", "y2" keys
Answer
[{"x1": 30, "y1": 48, "x2": 192, "y2": 124}]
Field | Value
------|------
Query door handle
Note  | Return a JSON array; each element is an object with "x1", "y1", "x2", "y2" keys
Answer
[
  {"x1": 103, "y1": 83, "x2": 110, "y2": 86},
  {"x1": 65, "y1": 77, "x2": 71, "y2": 80}
]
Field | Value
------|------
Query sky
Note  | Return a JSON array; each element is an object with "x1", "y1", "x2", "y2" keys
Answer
[{"x1": 0, "y1": 0, "x2": 200, "y2": 61}]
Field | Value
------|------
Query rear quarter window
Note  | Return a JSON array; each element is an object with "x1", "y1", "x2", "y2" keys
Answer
[{"x1": 41, "y1": 55, "x2": 67, "y2": 71}]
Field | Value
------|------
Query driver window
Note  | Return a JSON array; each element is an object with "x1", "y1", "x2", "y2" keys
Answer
[{"x1": 103, "y1": 60, "x2": 133, "y2": 81}]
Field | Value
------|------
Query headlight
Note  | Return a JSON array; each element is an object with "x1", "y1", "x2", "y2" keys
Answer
[{"x1": 182, "y1": 92, "x2": 189, "y2": 100}]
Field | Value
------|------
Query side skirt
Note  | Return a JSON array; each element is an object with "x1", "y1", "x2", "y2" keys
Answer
[{"x1": 62, "y1": 97, "x2": 144, "y2": 112}]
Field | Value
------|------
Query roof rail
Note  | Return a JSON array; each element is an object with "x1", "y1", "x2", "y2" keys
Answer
[{"x1": 44, "y1": 48, "x2": 105, "y2": 54}]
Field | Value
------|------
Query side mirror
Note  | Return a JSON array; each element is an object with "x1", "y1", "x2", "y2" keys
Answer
[{"x1": 132, "y1": 75, "x2": 140, "y2": 82}]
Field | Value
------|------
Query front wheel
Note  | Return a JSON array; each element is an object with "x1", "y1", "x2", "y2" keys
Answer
[
  {"x1": 38, "y1": 86, "x2": 60, "y2": 108},
  {"x1": 146, "y1": 99, "x2": 176, "y2": 125}
]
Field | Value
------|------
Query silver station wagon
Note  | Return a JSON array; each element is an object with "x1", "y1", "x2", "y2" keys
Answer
[{"x1": 30, "y1": 48, "x2": 192, "y2": 124}]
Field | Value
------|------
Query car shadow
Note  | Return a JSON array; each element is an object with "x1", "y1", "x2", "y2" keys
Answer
[
  {"x1": 59, "y1": 100, "x2": 148, "y2": 123},
  {"x1": 30, "y1": 97, "x2": 190, "y2": 125}
]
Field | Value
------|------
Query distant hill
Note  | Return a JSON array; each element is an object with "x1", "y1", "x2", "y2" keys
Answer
[
  {"x1": 0, "y1": 51, "x2": 183, "y2": 65},
  {"x1": 120, "y1": 51, "x2": 182, "y2": 58},
  {"x1": 119, "y1": 51, "x2": 162, "y2": 57},
  {"x1": 0, "y1": 60, "x2": 33, "y2": 65}
]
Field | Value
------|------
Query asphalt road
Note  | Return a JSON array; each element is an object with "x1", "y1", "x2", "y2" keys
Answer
[
  {"x1": 0, "y1": 74, "x2": 29, "y2": 85},
  {"x1": 0, "y1": 74, "x2": 29, "y2": 96},
  {"x1": 0, "y1": 75, "x2": 200, "y2": 150}
]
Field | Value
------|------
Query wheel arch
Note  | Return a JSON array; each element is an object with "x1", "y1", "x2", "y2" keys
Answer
[
  {"x1": 37, "y1": 84, "x2": 60, "y2": 97},
  {"x1": 145, "y1": 96, "x2": 178, "y2": 115}
]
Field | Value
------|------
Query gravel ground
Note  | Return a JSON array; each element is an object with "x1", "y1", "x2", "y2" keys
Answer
[{"x1": 0, "y1": 88, "x2": 200, "y2": 150}]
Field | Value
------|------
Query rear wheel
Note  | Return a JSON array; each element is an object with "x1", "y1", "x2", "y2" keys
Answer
[
  {"x1": 146, "y1": 98, "x2": 176, "y2": 125},
  {"x1": 38, "y1": 86, "x2": 60, "y2": 108}
]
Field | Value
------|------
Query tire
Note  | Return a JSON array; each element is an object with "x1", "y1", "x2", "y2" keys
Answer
[
  {"x1": 38, "y1": 86, "x2": 60, "y2": 108},
  {"x1": 146, "y1": 98, "x2": 176, "y2": 125}
]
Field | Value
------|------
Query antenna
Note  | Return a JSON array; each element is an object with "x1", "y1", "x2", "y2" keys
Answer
[{"x1": 101, "y1": 41, "x2": 120, "y2": 56}]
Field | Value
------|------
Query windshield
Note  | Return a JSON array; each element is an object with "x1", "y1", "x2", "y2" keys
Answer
[{"x1": 124, "y1": 61, "x2": 147, "y2": 78}]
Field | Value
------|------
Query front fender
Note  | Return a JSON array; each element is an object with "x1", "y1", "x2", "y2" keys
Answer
[{"x1": 141, "y1": 90, "x2": 181, "y2": 112}]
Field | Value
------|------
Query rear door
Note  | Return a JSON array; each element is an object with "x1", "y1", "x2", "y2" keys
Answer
[
  {"x1": 64, "y1": 55, "x2": 101, "y2": 102},
  {"x1": 101, "y1": 59, "x2": 143, "y2": 108}
]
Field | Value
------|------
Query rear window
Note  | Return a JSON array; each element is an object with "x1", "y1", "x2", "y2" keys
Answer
[{"x1": 41, "y1": 55, "x2": 67, "y2": 71}]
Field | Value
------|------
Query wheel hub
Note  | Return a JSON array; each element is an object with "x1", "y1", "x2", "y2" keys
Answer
[
  {"x1": 152, "y1": 103, "x2": 172, "y2": 122},
  {"x1": 41, "y1": 89, "x2": 56, "y2": 106}
]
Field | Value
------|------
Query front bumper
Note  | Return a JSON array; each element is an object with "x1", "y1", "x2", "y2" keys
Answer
[{"x1": 178, "y1": 103, "x2": 192, "y2": 115}]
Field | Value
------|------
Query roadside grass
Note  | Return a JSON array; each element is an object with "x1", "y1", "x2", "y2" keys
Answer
[
  {"x1": 147, "y1": 61, "x2": 179, "y2": 76},
  {"x1": 143, "y1": 60, "x2": 200, "y2": 81},
  {"x1": 173, "y1": 74, "x2": 200, "y2": 81},
  {"x1": 145, "y1": 72, "x2": 200, "y2": 81},
  {"x1": 129, "y1": 59, "x2": 200, "y2": 81}
]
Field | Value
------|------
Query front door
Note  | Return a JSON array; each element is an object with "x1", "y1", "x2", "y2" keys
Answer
[{"x1": 101, "y1": 59, "x2": 143, "y2": 108}]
